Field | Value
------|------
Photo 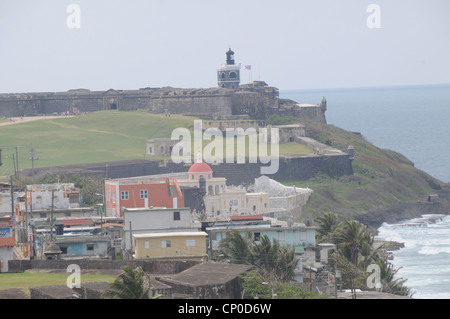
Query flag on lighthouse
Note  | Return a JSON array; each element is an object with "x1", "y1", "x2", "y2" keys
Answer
[{"x1": 245, "y1": 65, "x2": 251, "y2": 70}]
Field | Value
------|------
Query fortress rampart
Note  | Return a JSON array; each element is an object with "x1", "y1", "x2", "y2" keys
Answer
[{"x1": 0, "y1": 82, "x2": 326, "y2": 123}]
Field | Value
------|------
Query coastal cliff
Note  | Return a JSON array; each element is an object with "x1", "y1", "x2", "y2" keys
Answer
[{"x1": 285, "y1": 119, "x2": 449, "y2": 229}]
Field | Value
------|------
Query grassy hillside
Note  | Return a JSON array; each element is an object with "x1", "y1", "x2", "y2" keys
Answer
[
  {"x1": 0, "y1": 111, "x2": 312, "y2": 179},
  {"x1": 0, "y1": 111, "x2": 195, "y2": 178},
  {"x1": 0, "y1": 272, "x2": 115, "y2": 295},
  {"x1": 282, "y1": 119, "x2": 444, "y2": 223}
]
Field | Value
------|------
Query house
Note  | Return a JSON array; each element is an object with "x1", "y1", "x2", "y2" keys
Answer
[
  {"x1": 155, "y1": 262, "x2": 254, "y2": 299},
  {"x1": 133, "y1": 231, "x2": 208, "y2": 261},
  {"x1": 0, "y1": 182, "x2": 25, "y2": 214},
  {"x1": 26, "y1": 183, "x2": 81, "y2": 210},
  {"x1": 55, "y1": 234, "x2": 109, "y2": 260},
  {"x1": 0, "y1": 215, "x2": 15, "y2": 272},
  {"x1": 207, "y1": 223, "x2": 317, "y2": 250},
  {"x1": 122, "y1": 207, "x2": 201, "y2": 257},
  {"x1": 105, "y1": 177, "x2": 184, "y2": 218}
]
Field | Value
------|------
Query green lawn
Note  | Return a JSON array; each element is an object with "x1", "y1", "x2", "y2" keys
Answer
[
  {"x1": 0, "y1": 272, "x2": 116, "y2": 295},
  {"x1": 0, "y1": 110, "x2": 313, "y2": 179}
]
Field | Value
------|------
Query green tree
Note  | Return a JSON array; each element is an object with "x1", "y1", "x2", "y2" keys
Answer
[
  {"x1": 219, "y1": 229, "x2": 253, "y2": 264},
  {"x1": 218, "y1": 230, "x2": 296, "y2": 282},
  {"x1": 102, "y1": 267, "x2": 153, "y2": 299},
  {"x1": 332, "y1": 220, "x2": 369, "y2": 266},
  {"x1": 315, "y1": 212, "x2": 339, "y2": 241}
]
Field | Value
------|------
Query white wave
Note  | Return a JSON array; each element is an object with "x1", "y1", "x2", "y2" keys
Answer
[{"x1": 418, "y1": 246, "x2": 450, "y2": 255}]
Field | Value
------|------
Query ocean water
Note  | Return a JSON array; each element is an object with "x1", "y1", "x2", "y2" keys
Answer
[
  {"x1": 281, "y1": 84, "x2": 450, "y2": 183},
  {"x1": 280, "y1": 85, "x2": 450, "y2": 299}
]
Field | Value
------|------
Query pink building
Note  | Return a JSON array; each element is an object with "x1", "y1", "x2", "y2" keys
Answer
[{"x1": 105, "y1": 177, "x2": 184, "y2": 218}]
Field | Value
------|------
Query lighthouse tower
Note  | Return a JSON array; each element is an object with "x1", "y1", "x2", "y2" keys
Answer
[{"x1": 217, "y1": 48, "x2": 241, "y2": 89}]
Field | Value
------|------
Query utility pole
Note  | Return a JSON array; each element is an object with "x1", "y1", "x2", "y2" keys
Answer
[
  {"x1": 12, "y1": 154, "x2": 17, "y2": 179},
  {"x1": 129, "y1": 221, "x2": 133, "y2": 261},
  {"x1": 15, "y1": 146, "x2": 19, "y2": 180},
  {"x1": 50, "y1": 189, "x2": 55, "y2": 241},
  {"x1": 10, "y1": 175, "x2": 14, "y2": 216},
  {"x1": 30, "y1": 144, "x2": 36, "y2": 182}
]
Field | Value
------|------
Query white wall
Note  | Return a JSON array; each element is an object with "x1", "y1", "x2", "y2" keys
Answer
[{"x1": 122, "y1": 207, "x2": 198, "y2": 250}]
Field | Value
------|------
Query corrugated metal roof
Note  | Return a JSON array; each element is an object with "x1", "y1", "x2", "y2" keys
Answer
[
  {"x1": 133, "y1": 231, "x2": 207, "y2": 239},
  {"x1": 0, "y1": 237, "x2": 15, "y2": 247}
]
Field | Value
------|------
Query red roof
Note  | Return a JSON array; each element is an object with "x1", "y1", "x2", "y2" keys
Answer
[
  {"x1": 230, "y1": 214, "x2": 263, "y2": 221},
  {"x1": 61, "y1": 219, "x2": 94, "y2": 227},
  {"x1": 0, "y1": 237, "x2": 15, "y2": 248},
  {"x1": 188, "y1": 162, "x2": 213, "y2": 173}
]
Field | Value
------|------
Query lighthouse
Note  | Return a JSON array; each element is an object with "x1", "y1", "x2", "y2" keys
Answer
[{"x1": 217, "y1": 48, "x2": 241, "y2": 89}]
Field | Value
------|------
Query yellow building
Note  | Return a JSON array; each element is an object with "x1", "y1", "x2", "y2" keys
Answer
[{"x1": 133, "y1": 232, "x2": 208, "y2": 261}]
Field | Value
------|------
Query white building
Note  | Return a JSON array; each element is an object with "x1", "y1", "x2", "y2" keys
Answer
[
  {"x1": 252, "y1": 176, "x2": 313, "y2": 218},
  {"x1": 177, "y1": 162, "x2": 270, "y2": 218},
  {"x1": 122, "y1": 207, "x2": 201, "y2": 252},
  {"x1": 26, "y1": 183, "x2": 81, "y2": 211}
]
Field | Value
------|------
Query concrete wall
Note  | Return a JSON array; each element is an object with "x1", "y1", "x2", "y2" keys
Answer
[{"x1": 7, "y1": 259, "x2": 200, "y2": 274}]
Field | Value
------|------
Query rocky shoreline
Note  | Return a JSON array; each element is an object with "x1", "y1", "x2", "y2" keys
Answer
[{"x1": 357, "y1": 183, "x2": 450, "y2": 230}]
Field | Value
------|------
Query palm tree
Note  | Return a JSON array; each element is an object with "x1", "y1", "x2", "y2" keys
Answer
[
  {"x1": 219, "y1": 229, "x2": 253, "y2": 264},
  {"x1": 332, "y1": 220, "x2": 368, "y2": 266},
  {"x1": 218, "y1": 230, "x2": 296, "y2": 282},
  {"x1": 252, "y1": 235, "x2": 296, "y2": 281},
  {"x1": 315, "y1": 212, "x2": 338, "y2": 241},
  {"x1": 102, "y1": 266, "x2": 152, "y2": 299}
]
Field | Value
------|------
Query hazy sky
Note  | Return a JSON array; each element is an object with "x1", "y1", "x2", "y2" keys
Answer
[{"x1": 0, "y1": 0, "x2": 449, "y2": 93}]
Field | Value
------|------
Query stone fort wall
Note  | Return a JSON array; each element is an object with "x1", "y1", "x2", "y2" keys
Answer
[
  {"x1": 0, "y1": 82, "x2": 326, "y2": 123},
  {"x1": 18, "y1": 154, "x2": 353, "y2": 186}
]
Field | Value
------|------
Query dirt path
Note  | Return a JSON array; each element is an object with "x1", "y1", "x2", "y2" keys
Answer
[{"x1": 0, "y1": 115, "x2": 75, "y2": 127}]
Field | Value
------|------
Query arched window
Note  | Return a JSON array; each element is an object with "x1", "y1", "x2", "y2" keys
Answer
[
  {"x1": 221, "y1": 72, "x2": 226, "y2": 79},
  {"x1": 229, "y1": 72, "x2": 237, "y2": 79},
  {"x1": 208, "y1": 185, "x2": 213, "y2": 195}
]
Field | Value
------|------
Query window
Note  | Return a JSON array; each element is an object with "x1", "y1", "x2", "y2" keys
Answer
[
  {"x1": 160, "y1": 146, "x2": 164, "y2": 154},
  {"x1": 40, "y1": 213, "x2": 46, "y2": 218},
  {"x1": 149, "y1": 147, "x2": 153, "y2": 154},
  {"x1": 140, "y1": 189, "x2": 148, "y2": 199},
  {"x1": 186, "y1": 239, "x2": 196, "y2": 247},
  {"x1": 173, "y1": 211, "x2": 180, "y2": 221},
  {"x1": 60, "y1": 247, "x2": 68, "y2": 254},
  {"x1": 112, "y1": 192, "x2": 115, "y2": 204},
  {"x1": 86, "y1": 244, "x2": 94, "y2": 251},
  {"x1": 254, "y1": 232, "x2": 261, "y2": 242},
  {"x1": 229, "y1": 71, "x2": 237, "y2": 79},
  {"x1": 161, "y1": 240, "x2": 171, "y2": 248},
  {"x1": 69, "y1": 194, "x2": 79, "y2": 204},
  {"x1": 145, "y1": 241, "x2": 150, "y2": 249},
  {"x1": 121, "y1": 191, "x2": 129, "y2": 200},
  {"x1": 168, "y1": 185, "x2": 178, "y2": 197},
  {"x1": 300, "y1": 232, "x2": 307, "y2": 241}
]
